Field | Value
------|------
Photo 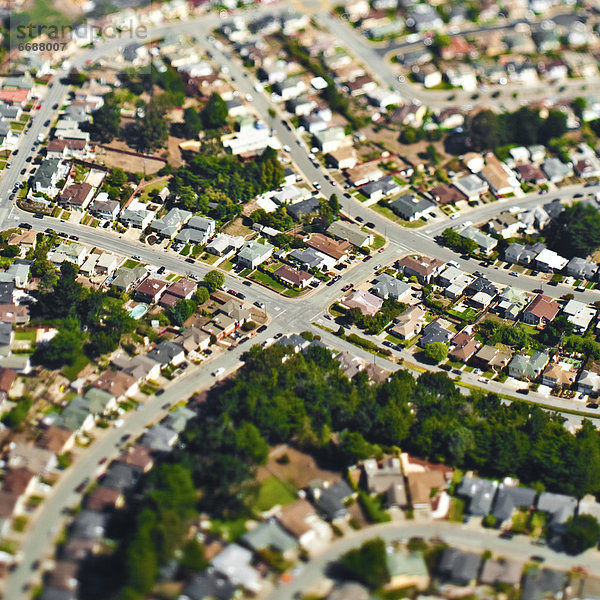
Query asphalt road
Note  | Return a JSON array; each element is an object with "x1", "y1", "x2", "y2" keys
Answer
[{"x1": 267, "y1": 520, "x2": 600, "y2": 600}]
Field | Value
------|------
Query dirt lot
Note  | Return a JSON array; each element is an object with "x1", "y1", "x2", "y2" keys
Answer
[
  {"x1": 95, "y1": 145, "x2": 166, "y2": 175},
  {"x1": 257, "y1": 445, "x2": 340, "y2": 489},
  {"x1": 222, "y1": 219, "x2": 255, "y2": 239}
]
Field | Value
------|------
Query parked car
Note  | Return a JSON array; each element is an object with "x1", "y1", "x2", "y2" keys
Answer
[{"x1": 212, "y1": 367, "x2": 225, "y2": 377}]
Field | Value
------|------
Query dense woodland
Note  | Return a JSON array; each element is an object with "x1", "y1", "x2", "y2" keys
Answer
[{"x1": 103, "y1": 344, "x2": 600, "y2": 600}]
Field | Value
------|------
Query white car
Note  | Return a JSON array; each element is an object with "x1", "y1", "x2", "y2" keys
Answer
[
  {"x1": 283, "y1": 144, "x2": 291, "y2": 152},
  {"x1": 114, "y1": 419, "x2": 124, "y2": 428},
  {"x1": 212, "y1": 367, "x2": 225, "y2": 377}
]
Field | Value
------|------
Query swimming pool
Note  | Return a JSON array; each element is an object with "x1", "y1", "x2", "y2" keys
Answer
[{"x1": 129, "y1": 304, "x2": 148, "y2": 320}]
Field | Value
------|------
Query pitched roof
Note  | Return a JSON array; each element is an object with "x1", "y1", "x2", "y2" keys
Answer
[
  {"x1": 524, "y1": 294, "x2": 560, "y2": 321},
  {"x1": 92, "y1": 370, "x2": 137, "y2": 398},
  {"x1": 305, "y1": 233, "x2": 350, "y2": 260}
]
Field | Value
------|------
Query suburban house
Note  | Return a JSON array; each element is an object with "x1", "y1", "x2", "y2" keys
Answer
[
  {"x1": 275, "y1": 499, "x2": 332, "y2": 554},
  {"x1": 134, "y1": 278, "x2": 169, "y2": 304},
  {"x1": 577, "y1": 368, "x2": 600, "y2": 396},
  {"x1": 389, "y1": 194, "x2": 436, "y2": 222},
  {"x1": 453, "y1": 174, "x2": 488, "y2": 202},
  {"x1": 92, "y1": 370, "x2": 139, "y2": 400},
  {"x1": 361, "y1": 177, "x2": 401, "y2": 203},
  {"x1": 457, "y1": 476, "x2": 498, "y2": 516},
  {"x1": 521, "y1": 294, "x2": 560, "y2": 327},
  {"x1": 305, "y1": 234, "x2": 350, "y2": 263},
  {"x1": 459, "y1": 226, "x2": 498, "y2": 254},
  {"x1": 496, "y1": 287, "x2": 530, "y2": 320},
  {"x1": 438, "y1": 266, "x2": 473, "y2": 299},
  {"x1": 236, "y1": 241, "x2": 274, "y2": 269},
  {"x1": 111, "y1": 265, "x2": 148, "y2": 292},
  {"x1": 30, "y1": 159, "x2": 67, "y2": 196},
  {"x1": 418, "y1": 319, "x2": 453, "y2": 347},
  {"x1": 562, "y1": 299, "x2": 596, "y2": 333},
  {"x1": 565, "y1": 257, "x2": 597, "y2": 280},
  {"x1": 147, "y1": 341, "x2": 186, "y2": 366},
  {"x1": 479, "y1": 153, "x2": 520, "y2": 196},
  {"x1": 449, "y1": 331, "x2": 480, "y2": 363},
  {"x1": 474, "y1": 345, "x2": 512, "y2": 371},
  {"x1": 388, "y1": 306, "x2": 426, "y2": 339},
  {"x1": 120, "y1": 201, "x2": 156, "y2": 229},
  {"x1": 159, "y1": 279, "x2": 197, "y2": 308},
  {"x1": 491, "y1": 484, "x2": 537, "y2": 527},
  {"x1": 327, "y1": 221, "x2": 373, "y2": 248},
  {"x1": 340, "y1": 289, "x2": 383, "y2": 316},
  {"x1": 541, "y1": 362, "x2": 578, "y2": 388},
  {"x1": 289, "y1": 248, "x2": 337, "y2": 271},
  {"x1": 273, "y1": 265, "x2": 315, "y2": 288},
  {"x1": 151, "y1": 208, "x2": 192, "y2": 238},
  {"x1": 371, "y1": 274, "x2": 411, "y2": 301},
  {"x1": 111, "y1": 354, "x2": 161, "y2": 383},
  {"x1": 437, "y1": 548, "x2": 482, "y2": 586},
  {"x1": 486, "y1": 212, "x2": 523, "y2": 238},
  {"x1": 206, "y1": 234, "x2": 245, "y2": 256},
  {"x1": 508, "y1": 351, "x2": 550, "y2": 380},
  {"x1": 58, "y1": 182, "x2": 95, "y2": 211},
  {"x1": 534, "y1": 248, "x2": 568, "y2": 273},
  {"x1": 397, "y1": 255, "x2": 445, "y2": 284}
]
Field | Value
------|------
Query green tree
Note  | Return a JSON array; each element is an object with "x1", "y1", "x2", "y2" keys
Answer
[
  {"x1": 201, "y1": 93, "x2": 228, "y2": 130},
  {"x1": 562, "y1": 514, "x2": 600, "y2": 555},
  {"x1": 203, "y1": 270, "x2": 225, "y2": 293},
  {"x1": 235, "y1": 422, "x2": 269, "y2": 464},
  {"x1": 546, "y1": 202, "x2": 600, "y2": 258},
  {"x1": 341, "y1": 538, "x2": 390, "y2": 589},
  {"x1": 91, "y1": 95, "x2": 121, "y2": 142},
  {"x1": 195, "y1": 286, "x2": 209, "y2": 304},
  {"x1": 468, "y1": 109, "x2": 501, "y2": 151},
  {"x1": 32, "y1": 319, "x2": 86, "y2": 368}
]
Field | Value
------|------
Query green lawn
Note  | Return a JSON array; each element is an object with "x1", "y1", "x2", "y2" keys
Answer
[
  {"x1": 14, "y1": 329, "x2": 36, "y2": 342},
  {"x1": 210, "y1": 517, "x2": 248, "y2": 542},
  {"x1": 448, "y1": 497, "x2": 465, "y2": 522},
  {"x1": 370, "y1": 234, "x2": 386, "y2": 250},
  {"x1": 370, "y1": 203, "x2": 425, "y2": 228},
  {"x1": 122, "y1": 259, "x2": 141, "y2": 269},
  {"x1": 249, "y1": 270, "x2": 287, "y2": 293},
  {"x1": 180, "y1": 244, "x2": 191, "y2": 257},
  {"x1": 252, "y1": 476, "x2": 296, "y2": 512},
  {"x1": 62, "y1": 355, "x2": 90, "y2": 381},
  {"x1": 199, "y1": 253, "x2": 219, "y2": 265},
  {"x1": 283, "y1": 287, "x2": 303, "y2": 297},
  {"x1": 385, "y1": 333, "x2": 403, "y2": 345},
  {"x1": 138, "y1": 180, "x2": 167, "y2": 203}
]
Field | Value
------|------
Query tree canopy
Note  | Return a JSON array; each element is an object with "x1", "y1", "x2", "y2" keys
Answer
[
  {"x1": 545, "y1": 202, "x2": 600, "y2": 259},
  {"x1": 562, "y1": 514, "x2": 600, "y2": 555},
  {"x1": 341, "y1": 538, "x2": 390, "y2": 589}
]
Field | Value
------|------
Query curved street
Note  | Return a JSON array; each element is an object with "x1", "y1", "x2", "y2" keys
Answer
[{"x1": 267, "y1": 520, "x2": 600, "y2": 600}]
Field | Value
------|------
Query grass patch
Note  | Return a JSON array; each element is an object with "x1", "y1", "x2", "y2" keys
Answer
[
  {"x1": 358, "y1": 491, "x2": 391, "y2": 523},
  {"x1": 370, "y1": 233, "x2": 386, "y2": 250},
  {"x1": 138, "y1": 180, "x2": 167, "y2": 203},
  {"x1": 122, "y1": 259, "x2": 141, "y2": 269},
  {"x1": 180, "y1": 244, "x2": 191, "y2": 257},
  {"x1": 249, "y1": 270, "x2": 287, "y2": 293},
  {"x1": 13, "y1": 516, "x2": 28, "y2": 532},
  {"x1": 370, "y1": 203, "x2": 425, "y2": 228},
  {"x1": 91, "y1": 219, "x2": 100, "y2": 228},
  {"x1": 199, "y1": 253, "x2": 219, "y2": 265},
  {"x1": 448, "y1": 497, "x2": 465, "y2": 522},
  {"x1": 14, "y1": 329, "x2": 36, "y2": 342},
  {"x1": 210, "y1": 517, "x2": 248, "y2": 542},
  {"x1": 62, "y1": 355, "x2": 90, "y2": 381},
  {"x1": 385, "y1": 333, "x2": 403, "y2": 345},
  {"x1": 283, "y1": 287, "x2": 303, "y2": 297},
  {"x1": 252, "y1": 476, "x2": 296, "y2": 512}
]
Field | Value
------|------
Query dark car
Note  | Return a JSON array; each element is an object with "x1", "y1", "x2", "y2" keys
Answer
[
  {"x1": 44, "y1": 119, "x2": 50, "y2": 127},
  {"x1": 257, "y1": 325, "x2": 267, "y2": 333},
  {"x1": 19, "y1": 223, "x2": 32, "y2": 230},
  {"x1": 363, "y1": 255, "x2": 373, "y2": 262},
  {"x1": 69, "y1": 235, "x2": 79, "y2": 240},
  {"x1": 12, "y1": 150, "x2": 18, "y2": 156},
  {"x1": 239, "y1": 337, "x2": 249, "y2": 344},
  {"x1": 157, "y1": 266, "x2": 166, "y2": 275},
  {"x1": 120, "y1": 433, "x2": 131, "y2": 443},
  {"x1": 274, "y1": 333, "x2": 283, "y2": 339},
  {"x1": 185, "y1": 258, "x2": 195, "y2": 263},
  {"x1": 533, "y1": 288, "x2": 544, "y2": 294},
  {"x1": 20, "y1": 168, "x2": 26, "y2": 175},
  {"x1": 531, "y1": 555, "x2": 546, "y2": 563},
  {"x1": 242, "y1": 280, "x2": 252, "y2": 286},
  {"x1": 156, "y1": 389, "x2": 165, "y2": 396},
  {"x1": 237, "y1": 292, "x2": 246, "y2": 300},
  {"x1": 75, "y1": 477, "x2": 90, "y2": 493},
  {"x1": 25, "y1": 156, "x2": 32, "y2": 162},
  {"x1": 33, "y1": 213, "x2": 44, "y2": 219},
  {"x1": 517, "y1": 388, "x2": 529, "y2": 395},
  {"x1": 365, "y1": 222, "x2": 375, "y2": 229},
  {"x1": 53, "y1": 103, "x2": 59, "y2": 109},
  {"x1": 356, "y1": 216, "x2": 364, "y2": 223},
  {"x1": 499, "y1": 531, "x2": 514, "y2": 540},
  {"x1": 161, "y1": 403, "x2": 170, "y2": 410},
  {"x1": 103, "y1": 221, "x2": 111, "y2": 228},
  {"x1": 587, "y1": 403, "x2": 599, "y2": 409}
]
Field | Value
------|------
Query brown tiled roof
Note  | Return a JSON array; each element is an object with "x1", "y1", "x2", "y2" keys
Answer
[
  {"x1": 525, "y1": 294, "x2": 560, "y2": 321},
  {"x1": 135, "y1": 278, "x2": 168, "y2": 298},
  {"x1": 0, "y1": 490, "x2": 19, "y2": 518},
  {"x1": 92, "y1": 370, "x2": 136, "y2": 398},
  {"x1": 406, "y1": 470, "x2": 447, "y2": 506},
  {"x1": 164, "y1": 279, "x2": 196, "y2": 299},
  {"x1": 2, "y1": 467, "x2": 35, "y2": 494},
  {"x1": 86, "y1": 487, "x2": 123, "y2": 512},
  {"x1": 117, "y1": 445, "x2": 154, "y2": 471},
  {"x1": 305, "y1": 233, "x2": 350, "y2": 260},
  {"x1": 47, "y1": 561, "x2": 79, "y2": 590},
  {"x1": 274, "y1": 265, "x2": 313, "y2": 286},
  {"x1": 397, "y1": 255, "x2": 444, "y2": 278},
  {"x1": 59, "y1": 182, "x2": 93, "y2": 207},
  {"x1": 38, "y1": 426, "x2": 73, "y2": 454},
  {"x1": 0, "y1": 305, "x2": 29, "y2": 323},
  {"x1": 277, "y1": 499, "x2": 317, "y2": 538},
  {"x1": 430, "y1": 183, "x2": 466, "y2": 205},
  {"x1": 0, "y1": 368, "x2": 16, "y2": 394}
]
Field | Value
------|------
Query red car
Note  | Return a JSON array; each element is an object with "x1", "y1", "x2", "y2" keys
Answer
[{"x1": 363, "y1": 255, "x2": 373, "y2": 262}]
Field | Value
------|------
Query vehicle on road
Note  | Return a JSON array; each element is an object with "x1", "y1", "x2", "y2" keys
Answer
[
  {"x1": 75, "y1": 478, "x2": 90, "y2": 493},
  {"x1": 530, "y1": 555, "x2": 545, "y2": 563},
  {"x1": 237, "y1": 292, "x2": 246, "y2": 300},
  {"x1": 365, "y1": 222, "x2": 375, "y2": 228},
  {"x1": 242, "y1": 280, "x2": 252, "y2": 286},
  {"x1": 509, "y1": 272, "x2": 519, "y2": 277},
  {"x1": 132, "y1": 255, "x2": 141, "y2": 260},
  {"x1": 69, "y1": 235, "x2": 79, "y2": 240},
  {"x1": 212, "y1": 367, "x2": 225, "y2": 377},
  {"x1": 185, "y1": 258, "x2": 195, "y2": 263},
  {"x1": 227, "y1": 288, "x2": 238, "y2": 296},
  {"x1": 356, "y1": 216, "x2": 364, "y2": 223},
  {"x1": 363, "y1": 255, "x2": 372, "y2": 262},
  {"x1": 161, "y1": 403, "x2": 171, "y2": 409},
  {"x1": 257, "y1": 325, "x2": 267, "y2": 333},
  {"x1": 587, "y1": 403, "x2": 599, "y2": 409},
  {"x1": 114, "y1": 419, "x2": 124, "y2": 428},
  {"x1": 19, "y1": 223, "x2": 32, "y2": 230},
  {"x1": 33, "y1": 213, "x2": 43, "y2": 219},
  {"x1": 254, "y1": 301, "x2": 265, "y2": 309}
]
